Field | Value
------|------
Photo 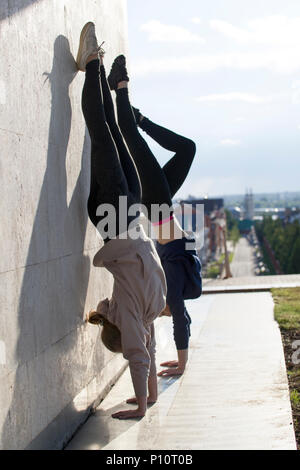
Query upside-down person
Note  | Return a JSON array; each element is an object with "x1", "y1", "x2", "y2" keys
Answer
[
  {"x1": 76, "y1": 22, "x2": 166, "y2": 419},
  {"x1": 106, "y1": 51, "x2": 202, "y2": 377}
]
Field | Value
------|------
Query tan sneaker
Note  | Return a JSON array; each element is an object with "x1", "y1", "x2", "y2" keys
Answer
[{"x1": 76, "y1": 22, "x2": 105, "y2": 71}]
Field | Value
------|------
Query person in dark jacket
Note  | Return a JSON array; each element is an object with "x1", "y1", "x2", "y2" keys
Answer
[{"x1": 107, "y1": 55, "x2": 202, "y2": 376}]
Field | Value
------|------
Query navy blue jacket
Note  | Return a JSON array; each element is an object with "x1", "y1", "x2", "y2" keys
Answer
[{"x1": 156, "y1": 237, "x2": 202, "y2": 349}]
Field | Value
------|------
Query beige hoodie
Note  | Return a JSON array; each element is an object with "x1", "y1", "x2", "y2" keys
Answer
[{"x1": 93, "y1": 224, "x2": 167, "y2": 397}]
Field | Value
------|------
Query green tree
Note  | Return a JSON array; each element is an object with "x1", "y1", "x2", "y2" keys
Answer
[
  {"x1": 287, "y1": 237, "x2": 300, "y2": 274},
  {"x1": 225, "y1": 209, "x2": 240, "y2": 245},
  {"x1": 230, "y1": 225, "x2": 240, "y2": 247},
  {"x1": 255, "y1": 217, "x2": 300, "y2": 274}
]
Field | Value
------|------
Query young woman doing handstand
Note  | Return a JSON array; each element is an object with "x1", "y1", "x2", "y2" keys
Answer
[{"x1": 76, "y1": 22, "x2": 166, "y2": 419}]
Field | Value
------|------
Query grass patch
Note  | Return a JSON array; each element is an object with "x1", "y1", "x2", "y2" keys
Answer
[
  {"x1": 271, "y1": 287, "x2": 300, "y2": 449},
  {"x1": 218, "y1": 252, "x2": 234, "y2": 265},
  {"x1": 206, "y1": 263, "x2": 220, "y2": 279},
  {"x1": 291, "y1": 389, "x2": 300, "y2": 408},
  {"x1": 272, "y1": 287, "x2": 300, "y2": 330},
  {"x1": 206, "y1": 252, "x2": 234, "y2": 279}
]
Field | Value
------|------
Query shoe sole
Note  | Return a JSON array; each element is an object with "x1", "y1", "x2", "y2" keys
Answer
[
  {"x1": 108, "y1": 55, "x2": 127, "y2": 90},
  {"x1": 114, "y1": 55, "x2": 126, "y2": 67},
  {"x1": 76, "y1": 22, "x2": 95, "y2": 71}
]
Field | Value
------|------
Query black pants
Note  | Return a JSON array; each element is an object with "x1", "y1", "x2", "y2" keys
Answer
[
  {"x1": 82, "y1": 60, "x2": 140, "y2": 240},
  {"x1": 116, "y1": 88, "x2": 196, "y2": 209},
  {"x1": 81, "y1": 60, "x2": 196, "y2": 237}
]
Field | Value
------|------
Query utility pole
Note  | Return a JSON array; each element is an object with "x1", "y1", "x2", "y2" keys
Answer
[
  {"x1": 219, "y1": 211, "x2": 232, "y2": 279},
  {"x1": 222, "y1": 225, "x2": 232, "y2": 279}
]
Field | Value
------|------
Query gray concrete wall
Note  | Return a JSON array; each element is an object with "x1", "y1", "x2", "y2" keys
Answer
[{"x1": 0, "y1": 0, "x2": 128, "y2": 450}]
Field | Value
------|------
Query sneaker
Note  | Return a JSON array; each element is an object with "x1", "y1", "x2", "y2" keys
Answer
[
  {"x1": 76, "y1": 22, "x2": 105, "y2": 71},
  {"x1": 107, "y1": 54, "x2": 129, "y2": 91}
]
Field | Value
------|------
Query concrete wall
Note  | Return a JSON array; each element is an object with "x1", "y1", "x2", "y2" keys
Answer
[{"x1": 0, "y1": 0, "x2": 128, "y2": 450}]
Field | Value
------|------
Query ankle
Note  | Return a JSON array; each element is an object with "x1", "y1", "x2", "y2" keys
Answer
[
  {"x1": 117, "y1": 80, "x2": 128, "y2": 89},
  {"x1": 86, "y1": 53, "x2": 99, "y2": 65}
]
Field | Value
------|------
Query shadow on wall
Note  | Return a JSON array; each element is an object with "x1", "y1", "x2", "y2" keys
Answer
[
  {"x1": 0, "y1": 0, "x2": 43, "y2": 21},
  {"x1": 1, "y1": 35, "x2": 93, "y2": 449}
]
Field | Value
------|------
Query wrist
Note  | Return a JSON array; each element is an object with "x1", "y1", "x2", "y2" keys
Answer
[
  {"x1": 148, "y1": 394, "x2": 157, "y2": 402},
  {"x1": 136, "y1": 396, "x2": 147, "y2": 414},
  {"x1": 148, "y1": 375, "x2": 158, "y2": 402},
  {"x1": 177, "y1": 349, "x2": 188, "y2": 370},
  {"x1": 136, "y1": 407, "x2": 146, "y2": 416}
]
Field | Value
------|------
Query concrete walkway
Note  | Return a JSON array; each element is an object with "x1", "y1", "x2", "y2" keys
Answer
[
  {"x1": 66, "y1": 293, "x2": 296, "y2": 450},
  {"x1": 230, "y1": 236, "x2": 256, "y2": 277},
  {"x1": 203, "y1": 274, "x2": 300, "y2": 293}
]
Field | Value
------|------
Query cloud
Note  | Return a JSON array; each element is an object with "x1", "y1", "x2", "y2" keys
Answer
[
  {"x1": 133, "y1": 15, "x2": 300, "y2": 77},
  {"x1": 291, "y1": 80, "x2": 300, "y2": 104},
  {"x1": 191, "y1": 17, "x2": 202, "y2": 24},
  {"x1": 210, "y1": 16, "x2": 300, "y2": 47},
  {"x1": 176, "y1": 177, "x2": 215, "y2": 199},
  {"x1": 210, "y1": 19, "x2": 250, "y2": 43},
  {"x1": 132, "y1": 48, "x2": 300, "y2": 76},
  {"x1": 140, "y1": 20, "x2": 205, "y2": 43},
  {"x1": 175, "y1": 176, "x2": 238, "y2": 199},
  {"x1": 220, "y1": 139, "x2": 241, "y2": 146},
  {"x1": 196, "y1": 92, "x2": 271, "y2": 103}
]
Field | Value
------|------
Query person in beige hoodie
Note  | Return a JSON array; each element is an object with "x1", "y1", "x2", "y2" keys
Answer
[{"x1": 76, "y1": 23, "x2": 166, "y2": 419}]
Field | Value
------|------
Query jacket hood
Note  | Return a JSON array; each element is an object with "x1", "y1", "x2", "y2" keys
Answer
[{"x1": 93, "y1": 223, "x2": 150, "y2": 267}]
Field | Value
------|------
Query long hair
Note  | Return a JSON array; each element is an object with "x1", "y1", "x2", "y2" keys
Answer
[{"x1": 87, "y1": 310, "x2": 122, "y2": 353}]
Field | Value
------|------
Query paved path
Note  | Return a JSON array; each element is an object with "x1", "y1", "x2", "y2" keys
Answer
[
  {"x1": 230, "y1": 236, "x2": 256, "y2": 277},
  {"x1": 66, "y1": 293, "x2": 296, "y2": 450},
  {"x1": 203, "y1": 274, "x2": 300, "y2": 293}
]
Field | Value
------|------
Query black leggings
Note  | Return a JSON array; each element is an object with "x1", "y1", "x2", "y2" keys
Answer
[
  {"x1": 81, "y1": 60, "x2": 196, "y2": 236},
  {"x1": 82, "y1": 60, "x2": 140, "y2": 240},
  {"x1": 116, "y1": 88, "x2": 196, "y2": 219}
]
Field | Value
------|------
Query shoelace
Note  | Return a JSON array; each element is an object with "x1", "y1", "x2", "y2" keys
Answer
[{"x1": 97, "y1": 41, "x2": 105, "y2": 57}]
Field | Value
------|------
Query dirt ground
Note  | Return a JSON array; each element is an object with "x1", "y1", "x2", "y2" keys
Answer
[{"x1": 280, "y1": 329, "x2": 300, "y2": 449}]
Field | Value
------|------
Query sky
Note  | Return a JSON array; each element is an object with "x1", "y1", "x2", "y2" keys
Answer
[{"x1": 127, "y1": 0, "x2": 300, "y2": 199}]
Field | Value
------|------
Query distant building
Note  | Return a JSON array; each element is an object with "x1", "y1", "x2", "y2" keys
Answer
[
  {"x1": 238, "y1": 219, "x2": 253, "y2": 234},
  {"x1": 285, "y1": 208, "x2": 300, "y2": 224},
  {"x1": 180, "y1": 198, "x2": 224, "y2": 215},
  {"x1": 243, "y1": 188, "x2": 254, "y2": 220},
  {"x1": 239, "y1": 189, "x2": 255, "y2": 233},
  {"x1": 227, "y1": 206, "x2": 241, "y2": 220}
]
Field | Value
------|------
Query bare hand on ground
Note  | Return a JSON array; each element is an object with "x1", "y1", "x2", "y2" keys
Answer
[
  {"x1": 157, "y1": 367, "x2": 184, "y2": 377},
  {"x1": 160, "y1": 360, "x2": 178, "y2": 368},
  {"x1": 126, "y1": 397, "x2": 156, "y2": 405}
]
